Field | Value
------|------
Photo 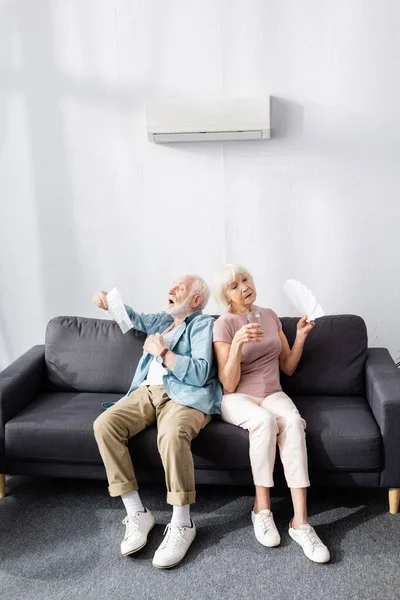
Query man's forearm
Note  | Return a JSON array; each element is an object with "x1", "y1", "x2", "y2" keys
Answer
[
  {"x1": 162, "y1": 350, "x2": 211, "y2": 387},
  {"x1": 163, "y1": 350, "x2": 177, "y2": 371}
]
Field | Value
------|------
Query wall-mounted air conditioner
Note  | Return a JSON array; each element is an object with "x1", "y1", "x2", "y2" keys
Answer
[{"x1": 146, "y1": 97, "x2": 270, "y2": 143}]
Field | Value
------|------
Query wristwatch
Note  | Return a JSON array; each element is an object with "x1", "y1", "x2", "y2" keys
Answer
[{"x1": 156, "y1": 348, "x2": 168, "y2": 364}]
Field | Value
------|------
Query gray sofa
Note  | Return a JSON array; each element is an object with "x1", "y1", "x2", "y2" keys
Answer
[{"x1": 1, "y1": 314, "x2": 399, "y2": 513}]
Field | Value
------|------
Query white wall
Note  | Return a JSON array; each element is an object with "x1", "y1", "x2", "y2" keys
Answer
[{"x1": 1, "y1": 0, "x2": 400, "y2": 369}]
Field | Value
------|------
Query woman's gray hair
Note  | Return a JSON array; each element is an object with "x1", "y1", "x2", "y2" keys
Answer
[
  {"x1": 187, "y1": 274, "x2": 210, "y2": 310},
  {"x1": 212, "y1": 264, "x2": 254, "y2": 310}
]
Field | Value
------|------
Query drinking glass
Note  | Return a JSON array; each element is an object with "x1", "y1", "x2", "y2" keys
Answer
[{"x1": 246, "y1": 307, "x2": 261, "y2": 325}]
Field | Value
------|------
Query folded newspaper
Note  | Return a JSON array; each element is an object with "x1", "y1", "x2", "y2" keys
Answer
[{"x1": 106, "y1": 287, "x2": 133, "y2": 334}]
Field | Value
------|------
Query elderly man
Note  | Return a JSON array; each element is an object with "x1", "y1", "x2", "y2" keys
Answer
[{"x1": 93, "y1": 275, "x2": 221, "y2": 569}]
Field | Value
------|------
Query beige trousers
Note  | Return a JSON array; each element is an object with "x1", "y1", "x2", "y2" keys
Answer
[{"x1": 93, "y1": 385, "x2": 211, "y2": 505}]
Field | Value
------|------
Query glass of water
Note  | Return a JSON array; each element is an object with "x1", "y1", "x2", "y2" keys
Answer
[{"x1": 246, "y1": 307, "x2": 261, "y2": 325}]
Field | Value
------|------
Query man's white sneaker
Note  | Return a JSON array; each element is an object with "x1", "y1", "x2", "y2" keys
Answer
[
  {"x1": 152, "y1": 521, "x2": 196, "y2": 568},
  {"x1": 289, "y1": 523, "x2": 330, "y2": 563},
  {"x1": 120, "y1": 509, "x2": 155, "y2": 556},
  {"x1": 251, "y1": 509, "x2": 281, "y2": 547}
]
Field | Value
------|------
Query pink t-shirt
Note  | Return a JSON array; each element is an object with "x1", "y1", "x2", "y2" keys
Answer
[{"x1": 213, "y1": 306, "x2": 283, "y2": 398}]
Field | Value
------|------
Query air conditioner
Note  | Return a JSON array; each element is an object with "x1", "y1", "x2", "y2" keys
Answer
[{"x1": 146, "y1": 97, "x2": 270, "y2": 143}]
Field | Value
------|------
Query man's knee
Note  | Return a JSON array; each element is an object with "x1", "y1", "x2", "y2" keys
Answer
[
  {"x1": 93, "y1": 411, "x2": 119, "y2": 441},
  {"x1": 158, "y1": 424, "x2": 190, "y2": 452}
]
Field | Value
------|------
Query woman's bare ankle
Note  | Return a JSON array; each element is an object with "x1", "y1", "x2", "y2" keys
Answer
[
  {"x1": 291, "y1": 517, "x2": 308, "y2": 529},
  {"x1": 253, "y1": 502, "x2": 271, "y2": 514}
]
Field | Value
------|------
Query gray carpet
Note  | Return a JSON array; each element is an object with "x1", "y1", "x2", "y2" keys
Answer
[{"x1": 0, "y1": 475, "x2": 399, "y2": 600}]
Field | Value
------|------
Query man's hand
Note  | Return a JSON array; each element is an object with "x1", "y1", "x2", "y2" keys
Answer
[
  {"x1": 143, "y1": 333, "x2": 165, "y2": 356},
  {"x1": 93, "y1": 291, "x2": 108, "y2": 310}
]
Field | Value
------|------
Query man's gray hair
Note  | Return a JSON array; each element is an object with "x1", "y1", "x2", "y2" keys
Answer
[{"x1": 187, "y1": 274, "x2": 210, "y2": 310}]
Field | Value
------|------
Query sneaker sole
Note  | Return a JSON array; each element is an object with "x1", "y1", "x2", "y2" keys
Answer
[
  {"x1": 152, "y1": 558, "x2": 185, "y2": 569},
  {"x1": 121, "y1": 518, "x2": 156, "y2": 557},
  {"x1": 255, "y1": 533, "x2": 281, "y2": 548},
  {"x1": 288, "y1": 529, "x2": 330, "y2": 563}
]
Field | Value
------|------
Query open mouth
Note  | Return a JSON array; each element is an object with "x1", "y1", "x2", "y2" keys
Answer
[
  {"x1": 168, "y1": 298, "x2": 175, "y2": 306},
  {"x1": 244, "y1": 292, "x2": 253, "y2": 299}
]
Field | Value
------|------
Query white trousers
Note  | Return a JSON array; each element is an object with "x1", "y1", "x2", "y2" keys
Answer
[{"x1": 221, "y1": 391, "x2": 310, "y2": 488}]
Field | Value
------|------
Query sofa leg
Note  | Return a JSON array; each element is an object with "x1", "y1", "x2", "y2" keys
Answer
[
  {"x1": 0, "y1": 474, "x2": 5, "y2": 499},
  {"x1": 389, "y1": 488, "x2": 400, "y2": 514}
]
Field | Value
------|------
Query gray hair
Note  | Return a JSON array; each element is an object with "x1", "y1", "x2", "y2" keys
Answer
[
  {"x1": 186, "y1": 274, "x2": 210, "y2": 310},
  {"x1": 212, "y1": 264, "x2": 254, "y2": 310}
]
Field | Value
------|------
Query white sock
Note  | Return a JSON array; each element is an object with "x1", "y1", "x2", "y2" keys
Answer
[
  {"x1": 171, "y1": 504, "x2": 191, "y2": 527},
  {"x1": 121, "y1": 490, "x2": 144, "y2": 515}
]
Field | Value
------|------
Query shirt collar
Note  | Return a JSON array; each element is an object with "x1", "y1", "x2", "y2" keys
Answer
[
  {"x1": 184, "y1": 309, "x2": 203, "y2": 323},
  {"x1": 162, "y1": 309, "x2": 203, "y2": 325}
]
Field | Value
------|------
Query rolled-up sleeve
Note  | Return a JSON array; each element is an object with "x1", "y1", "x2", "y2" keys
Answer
[
  {"x1": 172, "y1": 317, "x2": 214, "y2": 387},
  {"x1": 124, "y1": 304, "x2": 164, "y2": 334}
]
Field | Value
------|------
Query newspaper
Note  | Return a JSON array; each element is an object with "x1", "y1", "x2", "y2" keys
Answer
[{"x1": 106, "y1": 287, "x2": 133, "y2": 334}]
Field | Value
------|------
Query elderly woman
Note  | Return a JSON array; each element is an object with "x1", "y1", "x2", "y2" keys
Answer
[{"x1": 212, "y1": 264, "x2": 330, "y2": 564}]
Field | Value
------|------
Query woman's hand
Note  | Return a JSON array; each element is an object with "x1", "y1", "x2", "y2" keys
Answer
[
  {"x1": 296, "y1": 315, "x2": 315, "y2": 337},
  {"x1": 232, "y1": 323, "x2": 264, "y2": 348},
  {"x1": 93, "y1": 291, "x2": 108, "y2": 310}
]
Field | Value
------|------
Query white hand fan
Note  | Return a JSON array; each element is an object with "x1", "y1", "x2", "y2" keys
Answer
[{"x1": 283, "y1": 279, "x2": 324, "y2": 321}]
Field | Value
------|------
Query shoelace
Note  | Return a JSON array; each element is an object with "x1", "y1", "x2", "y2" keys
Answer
[
  {"x1": 122, "y1": 513, "x2": 141, "y2": 538},
  {"x1": 258, "y1": 512, "x2": 275, "y2": 534},
  {"x1": 159, "y1": 524, "x2": 187, "y2": 552},
  {"x1": 301, "y1": 526, "x2": 323, "y2": 551}
]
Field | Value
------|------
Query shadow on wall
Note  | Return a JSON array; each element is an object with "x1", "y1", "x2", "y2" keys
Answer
[
  {"x1": 270, "y1": 96, "x2": 305, "y2": 138},
  {"x1": 0, "y1": 0, "x2": 167, "y2": 363},
  {"x1": 0, "y1": 314, "x2": 12, "y2": 370},
  {"x1": 0, "y1": 0, "x2": 82, "y2": 323}
]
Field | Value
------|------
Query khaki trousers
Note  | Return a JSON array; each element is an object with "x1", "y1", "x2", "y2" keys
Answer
[{"x1": 93, "y1": 385, "x2": 211, "y2": 505}]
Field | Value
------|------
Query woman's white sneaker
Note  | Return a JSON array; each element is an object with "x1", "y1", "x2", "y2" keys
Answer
[
  {"x1": 289, "y1": 523, "x2": 330, "y2": 563},
  {"x1": 152, "y1": 521, "x2": 196, "y2": 568},
  {"x1": 120, "y1": 509, "x2": 156, "y2": 556},
  {"x1": 251, "y1": 509, "x2": 281, "y2": 547}
]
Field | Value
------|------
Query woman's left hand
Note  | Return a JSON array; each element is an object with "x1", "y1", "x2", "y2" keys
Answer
[{"x1": 297, "y1": 315, "x2": 315, "y2": 337}]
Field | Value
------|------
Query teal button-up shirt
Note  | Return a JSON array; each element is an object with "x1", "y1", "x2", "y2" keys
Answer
[{"x1": 113, "y1": 305, "x2": 222, "y2": 415}]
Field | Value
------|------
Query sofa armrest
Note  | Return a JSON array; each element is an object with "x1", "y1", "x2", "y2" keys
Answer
[
  {"x1": 0, "y1": 345, "x2": 45, "y2": 471},
  {"x1": 365, "y1": 348, "x2": 400, "y2": 487}
]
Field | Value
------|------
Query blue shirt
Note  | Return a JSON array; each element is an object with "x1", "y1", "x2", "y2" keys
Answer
[{"x1": 104, "y1": 306, "x2": 222, "y2": 415}]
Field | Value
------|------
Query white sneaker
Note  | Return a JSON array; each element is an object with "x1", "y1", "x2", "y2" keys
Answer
[
  {"x1": 120, "y1": 509, "x2": 156, "y2": 556},
  {"x1": 289, "y1": 523, "x2": 330, "y2": 563},
  {"x1": 251, "y1": 509, "x2": 281, "y2": 547},
  {"x1": 152, "y1": 521, "x2": 196, "y2": 569}
]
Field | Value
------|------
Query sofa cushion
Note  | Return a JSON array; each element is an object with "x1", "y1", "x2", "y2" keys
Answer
[
  {"x1": 280, "y1": 315, "x2": 368, "y2": 396},
  {"x1": 4, "y1": 391, "x2": 250, "y2": 470},
  {"x1": 5, "y1": 392, "x2": 381, "y2": 473},
  {"x1": 294, "y1": 396, "x2": 381, "y2": 471},
  {"x1": 45, "y1": 317, "x2": 146, "y2": 393}
]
